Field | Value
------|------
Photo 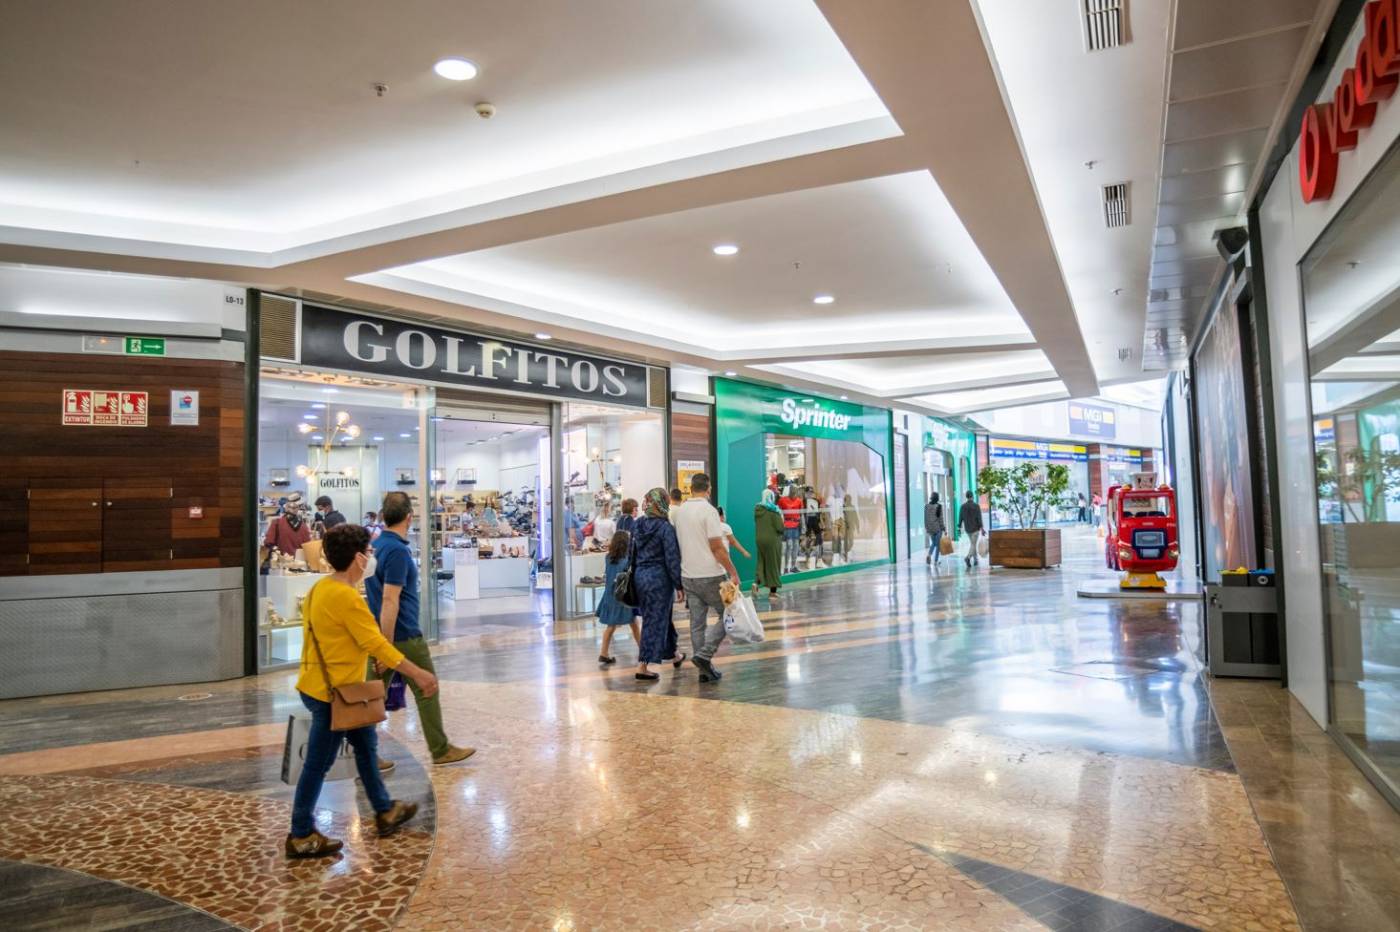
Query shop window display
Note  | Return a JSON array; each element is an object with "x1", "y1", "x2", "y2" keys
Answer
[
  {"x1": 561, "y1": 402, "x2": 665, "y2": 615},
  {"x1": 765, "y1": 434, "x2": 889, "y2": 570},
  {"x1": 1303, "y1": 142, "x2": 1400, "y2": 794}
]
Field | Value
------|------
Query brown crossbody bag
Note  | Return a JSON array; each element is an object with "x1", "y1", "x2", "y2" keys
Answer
[{"x1": 305, "y1": 587, "x2": 387, "y2": 731}]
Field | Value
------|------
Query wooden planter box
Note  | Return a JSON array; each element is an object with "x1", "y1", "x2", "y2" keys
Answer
[{"x1": 988, "y1": 528, "x2": 1062, "y2": 568}]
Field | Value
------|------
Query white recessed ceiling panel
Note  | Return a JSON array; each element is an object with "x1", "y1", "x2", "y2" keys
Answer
[
  {"x1": 909, "y1": 379, "x2": 1069, "y2": 415},
  {"x1": 756, "y1": 349, "x2": 1052, "y2": 395},
  {"x1": 0, "y1": 0, "x2": 884, "y2": 247},
  {"x1": 387, "y1": 171, "x2": 1027, "y2": 350}
]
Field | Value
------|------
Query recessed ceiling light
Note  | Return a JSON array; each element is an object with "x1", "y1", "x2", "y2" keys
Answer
[
  {"x1": 311, "y1": 434, "x2": 323, "y2": 441},
  {"x1": 303, "y1": 413, "x2": 318, "y2": 420},
  {"x1": 399, "y1": 432, "x2": 412, "y2": 439},
  {"x1": 372, "y1": 435, "x2": 385, "y2": 441},
  {"x1": 712, "y1": 244, "x2": 739, "y2": 256},
  {"x1": 433, "y1": 57, "x2": 478, "y2": 81},
  {"x1": 840, "y1": 395, "x2": 849, "y2": 400},
  {"x1": 724, "y1": 370, "x2": 737, "y2": 377},
  {"x1": 310, "y1": 403, "x2": 326, "y2": 409},
  {"x1": 813, "y1": 294, "x2": 835, "y2": 305},
  {"x1": 535, "y1": 332, "x2": 552, "y2": 341}
]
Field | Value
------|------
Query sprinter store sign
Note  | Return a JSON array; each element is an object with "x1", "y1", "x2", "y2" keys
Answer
[
  {"x1": 1299, "y1": 0, "x2": 1400, "y2": 202},
  {"x1": 298, "y1": 304, "x2": 649, "y2": 407}
]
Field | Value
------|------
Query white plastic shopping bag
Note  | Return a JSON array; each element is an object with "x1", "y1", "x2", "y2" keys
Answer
[
  {"x1": 280, "y1": 713, "x2": 358, "y2": 785},
  {"x1": 722, "y1": 594, "x2": 765, "y2": 644},
  {"x1": 976, "y1": 531, "x2": 989, "y2": 558}
]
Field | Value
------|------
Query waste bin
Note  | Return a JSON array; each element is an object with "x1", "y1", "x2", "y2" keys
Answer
[{"x1": 1206, "y1": 570, "x2": 1280, "y2": 677}]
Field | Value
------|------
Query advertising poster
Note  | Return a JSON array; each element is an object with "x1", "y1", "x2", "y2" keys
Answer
[{"x1": 1193, "y1": 303, "x2": 1257, "y2": 579}]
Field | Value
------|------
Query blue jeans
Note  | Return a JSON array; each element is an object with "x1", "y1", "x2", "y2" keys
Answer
[
  {"x1": 927, "y1": 530, "x2": 943, "y2": 562},
  {"x1": 290, "y1": 691, "x2": 392, "y2": 838}
]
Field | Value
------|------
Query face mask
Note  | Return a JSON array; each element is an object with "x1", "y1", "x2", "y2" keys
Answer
[{"x1": 362, "y1": 553, "x2": 378, "y2": 579}]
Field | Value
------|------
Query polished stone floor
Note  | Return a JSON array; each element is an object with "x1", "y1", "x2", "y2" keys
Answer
[{"x1": 0, "y1": 528, "x2": 1396, "y2": 930}]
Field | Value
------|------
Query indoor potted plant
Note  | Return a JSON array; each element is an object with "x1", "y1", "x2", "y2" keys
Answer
[{"x1": 977, "y1": 461, "x2": 1070, "y2": 568}]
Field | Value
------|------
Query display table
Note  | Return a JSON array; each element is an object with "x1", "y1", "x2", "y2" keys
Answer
[
  {"x1": 479, "y1": 555, "x2": 531, "y2": 590},
  {"x1": 442, "y1": 547, "x2": 480, "y2": 601},
  {"x1": 262, "y1": 571, "x2": 329, "y2": 667},
  {"x1": 567, "y1": 550, "x2": 608, "y2": 615}
]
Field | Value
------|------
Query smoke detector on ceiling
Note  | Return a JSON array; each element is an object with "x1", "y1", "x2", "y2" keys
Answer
[
  {"x1": 1102, "y1": 182, "x2": 1131, "y2": 228},
  {"x1": 1083, "y1": 0, "x2": 1128, "y2": 51}
]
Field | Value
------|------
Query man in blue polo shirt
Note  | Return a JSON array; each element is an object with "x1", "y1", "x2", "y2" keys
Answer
[{"x1": 365, "y1": 491, "x2": 474, "y2": 766}]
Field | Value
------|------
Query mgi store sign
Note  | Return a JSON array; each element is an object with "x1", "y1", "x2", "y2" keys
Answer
[{"x1": 298, "y1": 304, "x2": 650, "y2": 407}]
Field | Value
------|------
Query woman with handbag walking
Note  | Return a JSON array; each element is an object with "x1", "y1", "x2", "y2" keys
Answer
[
  {"x1": 287, "y1": 523, "x2": 440, "y2": 860},
  {"x1": 631, "y1": 488, "x2": 687, "y2": 682}
]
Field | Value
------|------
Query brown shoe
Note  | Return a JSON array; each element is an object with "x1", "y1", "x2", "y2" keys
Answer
[
  {"x1": 375, "y1": 800, "x2": 419, "y2": 837},
  {"x1": 377, "y1": 758, "x2": 396, "y2": 774},
  {"x1": 285, "y1": 831, "x2": 343, "y2": 859},
  {"x1": 433, "y1": 745, "x2": 477, "y2": 766}
]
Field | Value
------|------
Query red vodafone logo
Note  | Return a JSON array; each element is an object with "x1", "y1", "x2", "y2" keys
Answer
[{"x1": 1300, "y1": 0, "x2": 1400, "y2": 202}]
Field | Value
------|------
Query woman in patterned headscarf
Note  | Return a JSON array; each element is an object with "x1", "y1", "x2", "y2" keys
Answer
[{"x1": 633, "y1": 487, "x2": 685, "y2": 680}]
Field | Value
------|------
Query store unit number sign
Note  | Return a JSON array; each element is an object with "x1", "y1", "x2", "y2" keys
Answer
[{"x1": 61, "y1": 389, "x2": 148, "y2": 427}]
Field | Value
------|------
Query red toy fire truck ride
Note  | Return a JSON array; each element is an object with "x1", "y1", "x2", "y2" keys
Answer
[{"x1": 1104, "y1": 473, "x2": 1179, "y2": 589}]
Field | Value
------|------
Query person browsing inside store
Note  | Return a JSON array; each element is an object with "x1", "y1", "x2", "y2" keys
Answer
[
  {"x1": 314, "y1": 496, "x2": 347, "y2": 531},
  {"x1": 285, "y1": 523, "x2": 438, "y2": 859},
  {"x1": 674, "y1": 473, "x2": 740, "y2": 684},
  {"x1": 364, "y1": 491, "x2": 475, "y2": 767},
  {"x1": 263, "y1": 493, "x2": 311, "y2": 565},
  {"x1": 616, "y1": 498, "x2": 638, "y2": 536}
]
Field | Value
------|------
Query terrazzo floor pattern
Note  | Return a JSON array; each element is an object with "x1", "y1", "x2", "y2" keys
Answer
[{"x1": 0, "y1": 528, "x2": 1363, "y2": 930}]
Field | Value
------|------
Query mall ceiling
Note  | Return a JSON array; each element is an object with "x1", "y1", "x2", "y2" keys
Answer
[{"x1": 0, "y1": 0, "x2": 1339, "y2": 415}]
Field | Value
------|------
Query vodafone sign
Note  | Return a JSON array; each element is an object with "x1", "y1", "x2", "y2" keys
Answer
[{"x1": 1300, "y1": 0, "x2": 1400, "y2": 202}]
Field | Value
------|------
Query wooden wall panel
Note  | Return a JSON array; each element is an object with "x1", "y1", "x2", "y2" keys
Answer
[
  {"x1": 671, "y1": 410, "x2": 712, "y2": 489},
  {"x1": 0, "y1": 351, "x2": 245, "y2": 577}
]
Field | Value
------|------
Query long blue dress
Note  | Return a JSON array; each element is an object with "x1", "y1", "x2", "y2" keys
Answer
[{"x1": 632, "y1": 515, "x2": 682, "y2": 664}]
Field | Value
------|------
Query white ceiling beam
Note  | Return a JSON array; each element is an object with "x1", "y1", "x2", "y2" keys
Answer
[
  {"x1": 716, "y1": 333, "x2": 1038, "y2": 364},
  {"x1": 1310, "y1": 283, "x2": 1400, "y2": 372},
  {"x1": 881, "y1": 368, "x2": 1061, "y2": 400},
  {"x1": 814, "y1": 0, "x2": 1097, "y2": 396}
]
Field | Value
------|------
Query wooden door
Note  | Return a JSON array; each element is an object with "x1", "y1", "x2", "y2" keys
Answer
[
  {"x1": 103, "y1": 476, "x2": 174, "y2": 572},
  {"x1": 27, "y1": 479, "x2": 103, "y2": 575}
]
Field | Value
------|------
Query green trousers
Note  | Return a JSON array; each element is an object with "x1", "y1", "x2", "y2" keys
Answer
[{"x1": 375, "y1": 636, "x2": 449, "y2": 758}]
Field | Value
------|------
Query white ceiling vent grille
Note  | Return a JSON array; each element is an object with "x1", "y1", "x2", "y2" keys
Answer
[
  {"x1": 1102, "y1": 182, "x2": 1130, "y2": 228},
  {"x1": 1083, "y1": 0, "x2": 1126, "y2": 51}
]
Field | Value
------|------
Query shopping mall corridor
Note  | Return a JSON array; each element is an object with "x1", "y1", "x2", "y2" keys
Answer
[{"x1": 0, "y1": 530, "x2": 1396, "y2": 932}]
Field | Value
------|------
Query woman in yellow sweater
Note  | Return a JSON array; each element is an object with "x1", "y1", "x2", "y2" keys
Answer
[{"x1": 287, "y1": 523, "x2": 440, "y2": 859}]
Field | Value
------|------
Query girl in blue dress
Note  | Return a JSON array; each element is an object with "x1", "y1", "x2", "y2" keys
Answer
[
  {"x1": 596, "y1": 531, "x2": 642, "y2": 665},
  {"x1": 633, "y1": 488, "x2": 687, "y2": 681}
]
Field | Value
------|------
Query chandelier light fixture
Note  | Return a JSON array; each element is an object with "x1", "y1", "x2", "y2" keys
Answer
[{"x1": 296, "y1": 410, "x2": 361, "y2": 481}]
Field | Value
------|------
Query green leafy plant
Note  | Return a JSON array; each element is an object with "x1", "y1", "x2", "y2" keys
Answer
[
  {"x1": 1316, "y1": 445, "x2": 1400, "y2": 522},
  {"x1": 977, "y1": 462, "x2": 1072, "y2": 529}
]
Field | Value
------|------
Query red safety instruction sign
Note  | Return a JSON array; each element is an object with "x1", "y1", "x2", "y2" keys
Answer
[
  {"x1": 62, "y1": 389, "x2": 93, "y2": 425},
  {"x1": 119, "y1": 391, "x2": 149, "y2": 427}
]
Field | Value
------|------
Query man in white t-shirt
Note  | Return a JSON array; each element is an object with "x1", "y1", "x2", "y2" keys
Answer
[{"x1": 672, "y1": 473, "x2": 740, "y2": 683}]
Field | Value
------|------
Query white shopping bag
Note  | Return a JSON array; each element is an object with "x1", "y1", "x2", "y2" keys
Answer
[
  {"x1": 722, "y1": 594, "x2": 765, "y2": 644},
  {"x1": 976, "y1": 531, "x2": 989, "y2": 558},
  {"x1": 280, "y1": 713, "x2": 358, "y2": 786}
]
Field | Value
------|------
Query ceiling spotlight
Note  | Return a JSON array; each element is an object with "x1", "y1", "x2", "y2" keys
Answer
[
  {"x1": 434, "y1": 57, "x2": 478, "y2": 81},
  {"x1": 535, "y1": 332, "x2": 552, "y2": 341},
  {"x1": 724, "y1": 370, "x2": 737, "y2": 377},
  {"x1": 712, "y1": 244, "x2": 739, "y2": 256},
  {"x1": 310, "y1": 403, "x2": 326, "y2": 409},
  {"x1": 840, "y1": 395, "x2": 849, "y2": 400},
  {"x1": 399, "y1": 432, "x2": 412, "y2": 439},
  {"x1": 372, "y1": 435, "x2": 385, "y2": 442},
  {"x1": 813, "y1": 294, "x2": 835, "y2": 305}
]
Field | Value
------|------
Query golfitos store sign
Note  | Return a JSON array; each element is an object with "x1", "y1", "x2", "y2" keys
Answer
[{"x1": 297, "y1": 303, "x2": 650, "y2": 406}]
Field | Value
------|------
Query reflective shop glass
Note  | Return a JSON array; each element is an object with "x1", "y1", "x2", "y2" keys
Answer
[
  {"x1": 766, "y1": 434, "x2": 890, "y2": 569},
  {"x1": 1302, "y1": 141, "x2": 1400, "y2": 795}
]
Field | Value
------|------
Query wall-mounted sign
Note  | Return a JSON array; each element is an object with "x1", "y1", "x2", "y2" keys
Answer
[
  {"x1": 778, "y1": 397, "x2": 852, "y2": 431},
  {"x1": 188, "y1": 506, "x2": 204, "y2": 519},
  {"x1": 1314, "y1": 417, "x2": 1336, "y2": 442},
  {"x1": 62, "y1": 389, "x2": 93, "y2": 425},
  {"x1": 124, "y1": 336, "x2": 165, "y2": 356},
  {"x1": 170, "y1": 390, "x2": 200, "y2": 426},
  {"x1": 676, "y1": 459, "x2": 705, "y2": 491},
  {"x1": 1068, "y1": 402, "x2": 1116, "y2": 439},
  {"x1": 990, "y1": 438, "x2": 1088, "y2": 462},
  {"x1": 297, "y1": 303, "x2": 650, "y2": 407},
  {"x1": 63, "y1": 389, "x2": 148, "y2": 427},
  {"x1": 1299, "y1": 0, "x2": 1398, "y2": 202}
]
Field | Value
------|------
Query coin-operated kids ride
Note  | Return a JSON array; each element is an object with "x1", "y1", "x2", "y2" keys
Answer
[{"x1": 1104, "y1": 473, "x2": 1179, "y2": 589}]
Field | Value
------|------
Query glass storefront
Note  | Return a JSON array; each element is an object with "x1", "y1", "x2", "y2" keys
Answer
[
  {"x1": 715, "y1": 378, "x2": 893, "y2": 583},
  {"x1": 905, "y1": 415, "x2": 977, "y2": 557},
  {"x1": 254, "y1": 298, "x2": 670, "y2": 669},
  {"x1": 1302, "y1": 141, "x2": 1400, "y2": 796},
  {"x1": 986, "y1": 438, "x2": 1089, "y2": 528}
]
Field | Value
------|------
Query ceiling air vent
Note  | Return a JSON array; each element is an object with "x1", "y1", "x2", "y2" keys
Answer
[
  {"x1": 1102, "y1": 181, "x2": 1130, "y2": 228},
  {"x1": 1083, "y1": 0, "x2": 1126, "y2": 51}
]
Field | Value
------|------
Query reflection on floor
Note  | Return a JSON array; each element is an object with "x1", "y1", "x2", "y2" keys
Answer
[
  {"x1": 437, "y1": 586, "x2": 553, "y2": 638},
  {"x1": 0, "y1": 527, "x2": 1395, "y2": 930}
]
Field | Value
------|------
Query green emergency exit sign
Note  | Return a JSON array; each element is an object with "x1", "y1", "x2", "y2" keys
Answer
[{"x1": 124, "y1": 337, "x2": 165, "y2": 356}]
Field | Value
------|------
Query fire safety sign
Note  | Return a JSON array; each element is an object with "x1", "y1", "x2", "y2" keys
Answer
[{"x1": 62, "y1": 389, "x2": 148, "y2": 427}]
